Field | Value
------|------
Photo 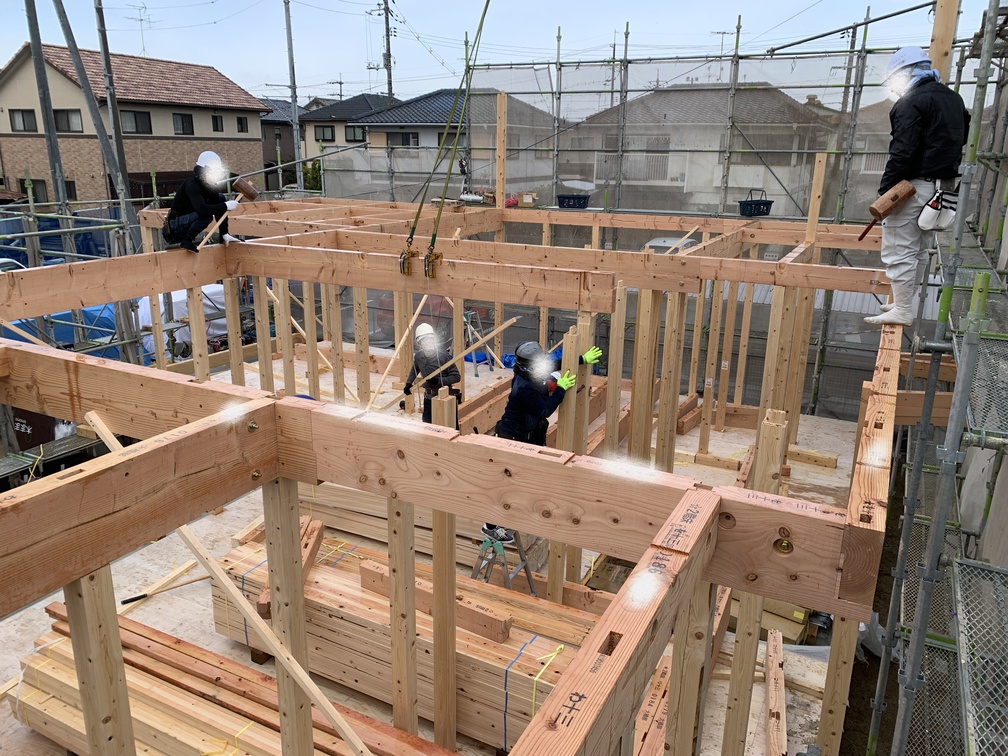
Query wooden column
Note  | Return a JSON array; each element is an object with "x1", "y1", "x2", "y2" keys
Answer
[
  {"x1": 323, "y1": 284, "x2": 346, "y2": 402},
  {"x1": 666, "y1": 581, "x2": 715, "y2": 755},
  {"x1": 353, "y1": 288, "x2": 370, "y2": 407},
  {"x1": 688, "y1": 282, "x2": 707, "y2": 394},
  {"x1": 817, "y1": 615, "x2": 860, "y2": 756},
  {"x1": 604, "y1": 282, "x2": 628, "y2": 455},
  {"x1": 185, "y1": 286, "x2": 209, "y2": 381},
  {"x1": 567, "y1": 311, "x2": 595, "y2": 579},
  {"x1": 721, "y1": 408, "x2": 788, "y2": 756},
  {"x1": 64, "y1": 566, "x2": 137, "y2": 755},
  {"x1": 539, "y1": 222, "x2": 550, "y2": 345},
  {"x1": 431, "y1": 388, "x2": 457, "y2": 748},
  {"x1": 715, "y1": 280, "x2": 738, "y2": 431},
  {"x1": 388, "y1": 491, "x2": 418, "y2": 734},
  {"x1": 262, "y1": 476, "x2": 314, "y2": 753},
  {"x1": 928, "y1": 0, "x2": 960, "y2": 83},
  {"x1": 698, "y1": 281, "x2": 724, "y2": 454},
  {"x1": 758, "y1": 286, "x2": 798, "y2": 426},
  {"x1": 147, "y1": 294, "x2": 167, "y2": 370},
  {"x1": 655, "y1": 291, "x2": 688, "y2": 471},
  {"x1": 253, "y1": 276, "x2": 275, "y2": 393},
  {"x1": 303, "y1": 282, "x2": 321, "y2": 398},
  {"x1": 493, "y1": 91, "x2": 508, "y2": 363},
  {"x1": 275, "y1": 280, "x2": 297, "y2": 396},
  {"x1": 733, "y1": 246, "x2": 758, "y2": 404},
  {"x1": 452, "y1": 297, "x2": 465, "y2": 400},
  {"x1": 548, "y1": 326, "x2": 579, "y2": 601},
  {"x1": 393, "y1": 291, "x2": 414, "y2": 387},
  {"x1": 765, "y1": 629, "x2": 787, "y2": 756},
  {"x1": 628, "y1": 289, "x2": 662, "y2": 461},
  {"x1": 223, "y1": 278, "x2": 246, "y2": 386}
]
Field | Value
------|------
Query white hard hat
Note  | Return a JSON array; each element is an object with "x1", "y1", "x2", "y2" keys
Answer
[
  {"x1": 415, "y1": 323, "x2": 435, "y2": 342},
  {"x1": 885, "y1": 47, "x2": 931, "y2": 80},
  {"x1": 196, "y1": 151, "x2": 223, "y2": 170}
]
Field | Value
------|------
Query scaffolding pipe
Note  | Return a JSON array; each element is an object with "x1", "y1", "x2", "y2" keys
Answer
[
  {"x1": 613, "y1": 22, "x2": 630, "y2": 216},
  {"x1": 717, "y1": 16, "x2": 743, "y2": 216},
  {"x1": 551, "y1": 28, "x2": 561, "y2": 206}
]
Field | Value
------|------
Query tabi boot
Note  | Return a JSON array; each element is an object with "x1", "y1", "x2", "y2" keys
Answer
[{"x1": 865, "y1": 283, "x2": 915, "y2": 326}]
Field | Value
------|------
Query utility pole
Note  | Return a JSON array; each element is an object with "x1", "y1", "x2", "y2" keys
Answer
[
  {"x1": 95, "y1": 0, "x2": 130, "y2": 207},
  {"x1": 383, "y1": 0, "x2": 394, "y2": 103},
  {"x1": 283, "y1": 0, "x2": 304, "y2": 190}
]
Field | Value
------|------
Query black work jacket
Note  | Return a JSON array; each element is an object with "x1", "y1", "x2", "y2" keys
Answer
[
  {"x1": 879, "y1": 78, "x2": 969, "y2": 194},
  {"x1": 405, "y1": 346, "x2": 460, "y2": 394},
  {"x1": 168, "y1": 176, "x2": 229, "y2": 230},
  {"x1": 495, "y1": 370, "x2": 566, "y2": 443}
]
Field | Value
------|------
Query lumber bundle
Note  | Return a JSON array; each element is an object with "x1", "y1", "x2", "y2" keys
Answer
[
  {"x1": 297, "y1": 481, "x2": 549, "y2": 571},
  {"x1": 6, "y1": 604, "x2": 457, "y2": 756},
  {"x1": 213, "y1": 541, "x2": 585, "y2": 749}
]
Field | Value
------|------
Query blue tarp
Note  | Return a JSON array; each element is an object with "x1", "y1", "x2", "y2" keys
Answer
[{"x1": 2, "y1": 304, "x2": 122, "y2": 360}]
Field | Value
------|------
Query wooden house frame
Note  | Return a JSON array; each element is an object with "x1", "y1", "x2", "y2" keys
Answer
[{"x1": 0, "y1": 109, "x2": 908, "y2": 753}]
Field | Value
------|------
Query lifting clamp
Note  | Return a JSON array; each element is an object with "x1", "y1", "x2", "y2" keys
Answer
[
  {"x1": 424, "y1": 245, "x2": 442, "y2": 279},
  {"x1": 399, "y1": 238, "x2": 418, "y2": 276}
]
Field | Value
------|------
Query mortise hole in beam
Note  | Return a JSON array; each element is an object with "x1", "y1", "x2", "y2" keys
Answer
[{"x1": 598, "y1": 630, "x2": 622, "y2": 657}]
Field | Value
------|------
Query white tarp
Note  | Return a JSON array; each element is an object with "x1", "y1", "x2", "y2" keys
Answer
[{"x1": 137, "y1": 284, "x2": 229, "y2": 360}]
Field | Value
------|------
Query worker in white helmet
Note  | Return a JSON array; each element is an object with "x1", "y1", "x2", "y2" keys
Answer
[
  {"x1": 163, "y1": 151, "x2": 241, "y2": 252},
  {"x1": 403, "y1": 322, "x2": 461, "y2": 424},
  {"x1": 865, "y1": 46, "x2": 969, "y2": 326}
]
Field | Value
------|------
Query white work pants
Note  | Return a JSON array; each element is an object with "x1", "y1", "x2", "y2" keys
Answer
[{"x1": 880, "y1": 178, "x2": 935, "y2": 291}]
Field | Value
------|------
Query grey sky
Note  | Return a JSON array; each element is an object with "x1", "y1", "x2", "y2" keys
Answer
[{"x1": 2, "y1": 0, "x2": 991, "y2": 107}]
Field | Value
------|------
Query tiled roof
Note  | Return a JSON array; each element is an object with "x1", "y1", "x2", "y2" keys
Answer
[
  {"x1": 300, "y1": 93, "x2": 400, "y2": 122},
  {"x1": 349, "y1": 88, "x2": 554, "y2": 128},
  {"x1": 583, "y1": 83, "x2": 836, "y2": 126},
  {"x1": 1, "y1": 43, "x2": 265, "y2": 111},
  {"x1": 259, "y1": 97, "x2": 306, "y2": 123}
]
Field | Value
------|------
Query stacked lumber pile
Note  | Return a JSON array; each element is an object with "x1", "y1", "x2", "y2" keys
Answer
[
  {"x1": 296, "y1": 481, "x2": 550, "y2": 571},
  {"x1": 213, "y1": 537, "x2": 594, "y2": 749},
  {"x1": 6, "y1": 604, "x2": 456, "y2": 756}
]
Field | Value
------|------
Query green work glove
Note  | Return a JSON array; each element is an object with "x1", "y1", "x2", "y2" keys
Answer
[
  {"x1": 556, "y1": 370, "x2": 576, "y2": 391},
  {"x1": 581, "y1": 345, "x2": 602, "y2": 365}
]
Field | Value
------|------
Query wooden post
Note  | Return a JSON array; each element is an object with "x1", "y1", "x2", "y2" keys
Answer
[
  {"x1": 629, "y1": 289, "x2": 662, "y2": 461},
  {"x1": 733, "y1": 246, "x2": 758, "y2": 404},
  {"x1": 303, "y1": 282, "x2": 321, "y2": 398},
  {"x1": 393, "y1": 291, "x2": 414, "y2": 388},
  {"x1": 816, "y1": 615, "x2": 860, "y2": 756},
  {"x1": 655, "y1": 292, "x2": 688, "y2": 472},
  {"x1": 431, "y1": 387, "x2": 457, "y2": 749},
  {"x1": 185, "y1": 286, "x2": 209, "y2": 381},
  {"x1": 548, "y1": 326, "x2": 579, "y2": 601},
  {"x1": 254, "y1": 276, "x2": 275, "y2": 393},
  {"x1": 388, "y1": 491, "x2": 418, "y2": 734},
  {"x1": 765, "y1": 629, "x2": 787, "y2": 756},
  {"x1": 666, "y1": 581, "x2": 715, "y2": 755},
  {"x1": 453, "y1": 297, "x2": 465, "y2": 400},
  {"x1": 715, "y1": 280, "x2": 738, "y2": 431},
  {"x1": 928, "y1": 0, "x2": 959, "y2": 83},
  {"x1": 262, "y1": 476, "x2": 315, "y2": 753},
  {"x1": 323, "y1": 284, "x2": 346, "y2": 402},
  {"x1": 353, "y1": 288, "x2": 370, "y2": 407},
  {"x1": 721, "y1": 408, "x2": 788, "y2": 756},
  {"x1": 275, "y1": 279, "x2": 297, "y2": 396},
  {"x1": 493, "y1": 91, "x2": 508, "y2": 363},
  {"x1": 698, "y1": 281, "x2": 724, "y2": 454},
  {"x1": 223, "y1": 278, "x2": 246, "y2": 386},
  {"x1": 64, "y1": 566, "x2": 138, "y2": 755},
  {"x1": 147, "y1": 293, "x2": 167, "y2": 371},
  {"x1": 604, "y1": 282, "x2": 628, "y2": 455},
  {"x1": 758, "y1": 287, "x2": 798, "y2": 426},
  {"x1": 688, "y1": 282, "x2": 707, "y2": 395},
  {"x1": 567, "y1": 311, "x2": 595, "y2": 579}
]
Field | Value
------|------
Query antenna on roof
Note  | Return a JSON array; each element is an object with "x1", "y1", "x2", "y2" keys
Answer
[{"x1": 125, "y1": 3, "x2": 157, "y2": 56}]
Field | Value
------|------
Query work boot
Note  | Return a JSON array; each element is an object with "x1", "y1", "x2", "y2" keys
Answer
[{"x1": 865, "y1": 283, "x2": 914, "y2": 326}]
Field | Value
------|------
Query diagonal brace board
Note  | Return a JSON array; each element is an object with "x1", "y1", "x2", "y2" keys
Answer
[
  {"x1": 509, "y1": 489, "x2": 720, "y2": 756},
  {"x1": 0, "y1": 397, "x2": 278, "y2": 619}
]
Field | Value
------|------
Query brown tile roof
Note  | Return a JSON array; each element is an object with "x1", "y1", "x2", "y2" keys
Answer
[{"x1": 31, "y1": 43, "x2": 264, "y2": 111}]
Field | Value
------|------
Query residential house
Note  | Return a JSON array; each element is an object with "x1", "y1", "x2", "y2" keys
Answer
[
  {"x1": 304, "y1": 96, "x2": 340, "y2": 111},
  {"x1": 563, "y1": 83, "x2": 839, "y2": 214},
  {"x1": 259, "y1": 97, "x2": 307, "y2": 191},
  {"x1": 343, "y1": 88, "x2": 556, "y2": 201},
  {"x1": 299, "y1": 93, "x2": 398, "y2": 160},
  {"x1": 0, "y1": 43, "x2": 266, "y2": 204}
]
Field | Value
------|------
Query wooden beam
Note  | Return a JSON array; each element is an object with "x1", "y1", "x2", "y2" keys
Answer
[
  {"x1": 765, "y1": 629, "x2": 787, "y2": 756},
  {"x1": 63, "y1": 566, "x2": 138, "y2": 755},
  {"x1": 0, "y1": 397, "x2": 278, "y2": 619},
  {"x1": 509, "y1": 489, "x2": 720, "y2": 756},
  {"x1": 262, "y1": 476, "x2": 315, "y2": 753}
]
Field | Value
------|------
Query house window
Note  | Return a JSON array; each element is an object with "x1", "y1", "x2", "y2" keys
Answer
[
  {"x1": 18, "y1": 178, "x2": 48, "y2": 203},
  {"x1": 236, "y1": 116, "x2": 248, "y2": 133},
  {"x1": 391, "y1": 132, "x2": 419, "y2": 147},
  {"x1": 121, "y1": 110, "x2": 152, "y2": 134},
  {"x1": 172, "y1": 113, "x2": 194, "y2": 135},
  {"x1": 9, "y1": 109, "x2": 37, "y2": 132},
  {"x1": 53, "y1": 109, "x2": 83, "y2": 133},
  {"x1": 506, "y1": 133, "x2": 521, "y2": 159},
  {"x1": 315, "y1": 125, "x2": 335, "y2": 142},
  {"x1": 212, "y1": 115, "x2": 224, "y2": 132},
  {"x1": 64, "y1": 180, "x2": 77, "y2": 200},
  {"x1": 345, "y1": 125, "x2": 366, "y2": 143}
]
